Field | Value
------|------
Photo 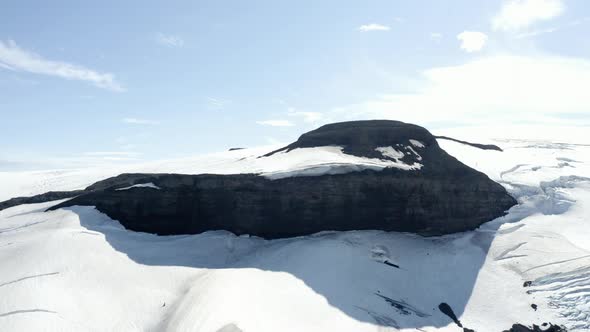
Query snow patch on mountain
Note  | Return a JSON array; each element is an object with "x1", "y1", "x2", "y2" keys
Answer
[
  {"x1": 375, "y1": 146, "x2": 405, "y2": 160},
  {"x1": 374, "y1": 146, "x2": 423, "y2": 169},
  {"x1": 115, "y1": 182, "x2": 161, "y2": 191},
  {"x1": 409, "y1": 139, "x2": 425, "y2": 148},
  {"x1": 260, "y1": 146, "x2": 421, "y2": 179}
]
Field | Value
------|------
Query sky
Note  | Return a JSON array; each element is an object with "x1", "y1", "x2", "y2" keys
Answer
[{"x1": 1, "y1": 0, "x2": 589, "y2": 170}]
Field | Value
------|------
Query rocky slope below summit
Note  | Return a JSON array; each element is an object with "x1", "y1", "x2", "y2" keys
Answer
[{"x1": 43, "y1": 120, "x2": 516, "y2": 238}]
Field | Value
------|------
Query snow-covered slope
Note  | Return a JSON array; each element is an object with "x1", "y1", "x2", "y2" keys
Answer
[{"x1": 1, "y1": 132, "x2": 589, "y2": 331}]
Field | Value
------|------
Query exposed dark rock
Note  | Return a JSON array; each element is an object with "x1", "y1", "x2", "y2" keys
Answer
[
  {"x1": 47, "y1": 167, "x2": 515, "y2": 238},
  {"x1": 228, "y1": 147, "x2": 245, "y2": 151},
  {"x1": 0, "y1": 190, "x2": 85, "y2": 211},
  {"x1": 531, "y1": 304, "x2": 538, "y2": 311},
  {"x1": 503, "y1": 323, "x2": 567, "y2": 332},
  {"x1": 5, "y1": 120, "x2": 516, "y2": 239},
  {"x1": 435, "y1": 135, "x2": 503, "y2": 151},
  {"x1": 523, "y1": 281, "x2": 533, "y2": 287},
  {"x1": 264, "y1": 121, "x2": 436, "y2": 161}
]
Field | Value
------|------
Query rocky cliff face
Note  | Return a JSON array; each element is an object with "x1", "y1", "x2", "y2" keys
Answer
[{"x1": 46, "y1": 120, "x2": 516, "y2": 238}]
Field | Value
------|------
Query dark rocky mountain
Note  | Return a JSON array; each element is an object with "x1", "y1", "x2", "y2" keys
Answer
[
  {"x1": 264, "y1": 120, "x2": 435, "y2": 159},
  {"x1": 39, "y1": 120, "x2": 516, "y2": 238}
]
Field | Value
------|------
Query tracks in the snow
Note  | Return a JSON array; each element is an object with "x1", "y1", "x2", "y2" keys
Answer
[
  {"x1": 0, "y1": 309, "x2": 57, "y2": 318},
  {"x1": 495, "y1": 242, "x2": 528, "y2": 261},
  {"x1": 0, "y1": 272, "x2": 60, "y2": 288}
]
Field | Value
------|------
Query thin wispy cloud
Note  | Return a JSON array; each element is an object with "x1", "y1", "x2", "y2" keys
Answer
[
  {"x1": 155, "y1": 33, "x2": 185, "y2": 47},
  {"x1": 84, "y1": 151, "x2": 141, "y2": 157},
  {"x1": 457, "y1": 31, "x2": 488, "y2": 52},
  {"x1": 358, "y1": 24, "x2": 391, "y2": 32},
  {"x1": 207, "y1": 97, "x2": 231, "y2": 110},
  {"x1": 82, "y1": 151, "x2": 142, "y2": 162},
  {"x1": 122, "y1": 118, "x2": 160, "y2": 125},
  {"x1": 492, "y1": 0, "x2": 564, "y2": 31},
  {"x1": 256, "y1": 120, "x2": 294, "y2": 127},
  {"x1": 515, "y1": 26, "x2": 558, "y2": 38},
  {"x1": 0, "y1": 40, "x2": 124, "y2": 91},
  {"x1": 513, "y1": 16, "x2": 589, "y2": 39},
  {"x1": 430, "y1": 32, "x2": 443, "y2": 42},
  {"x1": 0, "y1": 62, "x2": 13, "y2": 70},
  {"x1": 287, "y1": 108, "x2": 323, "y2": 123}
]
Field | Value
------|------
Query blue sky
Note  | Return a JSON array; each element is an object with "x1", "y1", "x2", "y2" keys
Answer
[{"x1": 1, "y1": 0, "x2": 589, "y2": 169}]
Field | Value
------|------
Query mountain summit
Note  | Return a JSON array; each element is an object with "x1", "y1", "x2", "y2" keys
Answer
[{"x1": 44, "y1": 120, "x2": 516, "y2": 238}]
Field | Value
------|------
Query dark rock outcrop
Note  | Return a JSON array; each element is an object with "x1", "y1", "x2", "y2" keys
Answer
[
  {"x1": 264, "y1": 120, "x2": 435, "y2": 160},
  {"x1": 41, "y1": 120, "x2": 516, "y2": 238},
  {"x1": 503, "y1": 323, "x2": 567, "y2": 332},
  {"x1": 0, "y1": 190, "x2": 86, "y2": 211}
]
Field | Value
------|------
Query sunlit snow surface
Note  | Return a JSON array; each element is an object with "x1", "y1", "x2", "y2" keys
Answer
[{"x1": 1, "y1": 131, "x2": 590, "y2": 331}]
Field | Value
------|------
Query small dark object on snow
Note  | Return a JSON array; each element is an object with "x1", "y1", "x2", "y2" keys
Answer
[
  {"x1": 531, "y1": 304, "x2": 537, "y2": 311},
  {"x1": 523, "y1": 281, "x2": 533, "y2": 287},
  {"x1": 383, "y1": 260, "x2": 400, "y2": 268}
]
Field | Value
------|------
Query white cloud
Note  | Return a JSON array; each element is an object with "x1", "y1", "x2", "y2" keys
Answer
[
  {"x1": 457, "y1": 31, "x2": 488, "y2": 52},
  {"x1": 156, "y1": 33, "x2": 184, "y2": 47},
  {"x1": 430, "y1": 32, "x2": 443, "y2": 42},
  {"x1": 0, "y1": 40, "x2": 124, "y2": 91},
  {"x1": 358, "y1": 24, "x2": 391, "y2": 32},
  {"x1": 256, "y1": 120, "x2": 295, "y2": 127},
  {"x1": 329, "y1": 55, "x2": 590, "y2": 126},
  {"x1": 492, "y1": 0, "x2": 564, "y2": 31},
  {"x1": 287, "y1": 108, "x2": 323, "y2": 123},
  {"x1": 122, "y1": 118, "x2": 160, "y2": 125}
]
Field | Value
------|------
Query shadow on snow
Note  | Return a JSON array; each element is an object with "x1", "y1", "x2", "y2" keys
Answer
[{"x1": 56, "y1": 177, "x2": 579, "y2": 331}]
